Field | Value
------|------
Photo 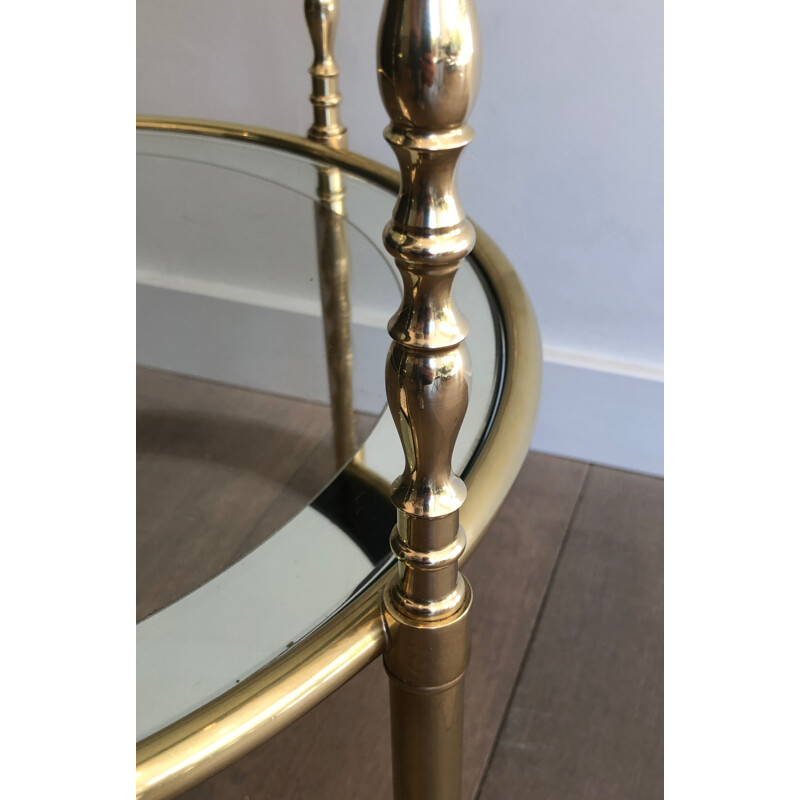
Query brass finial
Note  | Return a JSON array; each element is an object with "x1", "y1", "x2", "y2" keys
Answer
[{"x1": 304, "y1": 0, "x2": 348, "y2": 149}]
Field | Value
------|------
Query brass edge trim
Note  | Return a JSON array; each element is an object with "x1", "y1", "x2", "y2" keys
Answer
[
  {"x1": 461, "y1": 222, "x2": 544, "y2": 543},
  {"x1": 135, "y1": 117, "x2": 542, "y2": 800}
]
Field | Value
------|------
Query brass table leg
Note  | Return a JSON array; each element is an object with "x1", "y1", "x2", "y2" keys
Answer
[
  {"x1": 305, "y1": 0, "x2": 357, "y2": 468},
  {"x1": 377, "y1": 1, "x2": 481, "y2": 798}
]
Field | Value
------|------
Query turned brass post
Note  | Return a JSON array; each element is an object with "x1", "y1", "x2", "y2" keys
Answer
[
  {"x1": 305, "y1": 0, "x2": 357, "y2": 467},
  {"x1": 377, "y1": 1, "x2": 481, "y2": 798}
]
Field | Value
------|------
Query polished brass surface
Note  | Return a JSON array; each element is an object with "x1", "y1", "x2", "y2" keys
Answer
[
  {"x1": 304, "y1": 0, "x2": 347, "y2": 150},
  {"x1": 135, "y1": 117, "x2": 541, "y2": 800},
  {"x1": 384, "y1": 583, "x2": 472, "y2": 800},
  {"x1": 306, "y1": 0, "x2": 357, "y2": 465},
  {"x1": 377, "y1": 1, "x2": 481, "y2": 797},
  {"x1": 311, "y1": 167, "x2": 358, "y2": 467}
]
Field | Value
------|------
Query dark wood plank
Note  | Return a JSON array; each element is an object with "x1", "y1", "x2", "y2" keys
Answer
[
  {"x1": 461, "y1": 454, "x2": 589, "y2": 799},
  {"x1": 177, "y1": 451, "x2": 588, "y2": 800},
  {"x1": 478, "y1": 465, "x2": 664, "y2": 800}
]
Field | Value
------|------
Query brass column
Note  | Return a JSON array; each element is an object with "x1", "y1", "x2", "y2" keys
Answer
[
  {"x1": 305, "y1": 0, "x2": 357, "y2": 467},
  {"x1": 377, "y1": 1, "x2": 481, "y2": 799}
]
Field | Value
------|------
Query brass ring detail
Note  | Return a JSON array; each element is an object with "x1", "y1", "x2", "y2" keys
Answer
[
  {"x1": 389, "y1": 575, "x2": 467, "y2": 620},
  {"x1": 389, "y1": 526, "x2": 467, "y2": 571}
]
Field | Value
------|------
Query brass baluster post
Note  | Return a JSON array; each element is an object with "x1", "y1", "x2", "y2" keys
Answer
[
  {"x1": 377, "y1": 1, "x2": 481, "y2": 798},
  {"x1": 305, "y1": 0, "x2": 357, "y2": 467}
]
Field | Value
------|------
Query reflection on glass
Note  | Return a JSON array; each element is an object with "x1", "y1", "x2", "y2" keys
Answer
[
  {"x1": 313, "y1": 165, "x2": 358, "y2": 468},
  {"x1": 136, "y1": 142, "x2": 398, "y2": 624}
]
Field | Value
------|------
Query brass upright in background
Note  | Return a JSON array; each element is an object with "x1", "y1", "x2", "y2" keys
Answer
[
  {"x1": 305, "y1": 0, "x2": 357, "y2": 466},
  {"x1": 377, "y1": 1, "x2": 481, "y2": 798},
  {"x1": 305, "y1": 0, "x2": 347, "y2": 150}
]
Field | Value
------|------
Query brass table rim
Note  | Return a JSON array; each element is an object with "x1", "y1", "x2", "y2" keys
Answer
[{"x1": 135, "y1": 116, "x2": 542, "y2": 800}]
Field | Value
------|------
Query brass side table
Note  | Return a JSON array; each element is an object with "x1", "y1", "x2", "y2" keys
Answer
[{"x1": 136, "y1": 2, "x2": 542, "y2": 798}]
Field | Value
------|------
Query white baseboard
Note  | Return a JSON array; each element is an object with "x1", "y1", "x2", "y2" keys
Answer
[
  {"x1": 136, "y1": 281, "x2": 389, "y2": 414},
  {"x1": 533, "y1": 352, "x2": 664, "y2": 477},
  {"x1": 137, "y1": 279, "x2": 663, "y2": 478}
]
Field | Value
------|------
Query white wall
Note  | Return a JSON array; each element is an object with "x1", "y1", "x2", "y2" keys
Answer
[{"x1": 137, "y1": 0, "x2": 664, "y2": 475}]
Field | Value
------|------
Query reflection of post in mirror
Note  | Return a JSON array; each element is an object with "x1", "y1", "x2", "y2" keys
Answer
[{"x1": 312, "y1": 163, "x2": 357, "y2": 469}]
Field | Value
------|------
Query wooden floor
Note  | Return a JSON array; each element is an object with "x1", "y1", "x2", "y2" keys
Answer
[
  {"x1": 137, "y1": 367, "x2": 377, "y2": 621},
  {"x1": 138, "y1": 371, "x2": 663, "y2": 799}
]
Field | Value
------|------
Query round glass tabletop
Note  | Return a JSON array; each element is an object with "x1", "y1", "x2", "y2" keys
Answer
[{"x1": 136, "y1": 125, "x2": 503, "y2": 740}]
